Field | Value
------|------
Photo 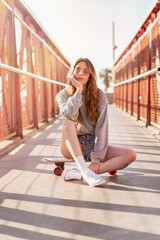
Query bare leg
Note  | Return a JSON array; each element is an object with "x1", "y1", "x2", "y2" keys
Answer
[
  {"x1": 60, "y1": 119, "x2": 82, "y2": 159},
  {"x1": 60, "y1": 119, "x2": 106, "y2": 186},
  {"x1": 98, "y1": 145, "x2": 136, "y2": 174}
]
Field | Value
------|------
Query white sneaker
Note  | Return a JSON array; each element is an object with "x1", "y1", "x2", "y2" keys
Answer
[
  {"x1": 62, "y1": 168, "x2": 82, "y2": 181},
  {"x1": 82, "y1": 169, "x2": 106, "y2": 187}
]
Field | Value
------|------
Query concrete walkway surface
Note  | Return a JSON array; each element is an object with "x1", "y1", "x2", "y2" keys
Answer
[{"x1": 0, "y1": 105, "x2": 160, "y2": 240}]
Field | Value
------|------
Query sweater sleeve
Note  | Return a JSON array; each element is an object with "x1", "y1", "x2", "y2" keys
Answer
[
  {"x1": 90, "y1": 91, "x2": 109, "y2": 164},
  {"x1": 56, "y1": 89, "x2": 82, "y2": 121}
]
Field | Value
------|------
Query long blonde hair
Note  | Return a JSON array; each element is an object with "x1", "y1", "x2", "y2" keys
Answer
[{"x1": 66, "y1": 58, "x2": 99, "y2": 125}]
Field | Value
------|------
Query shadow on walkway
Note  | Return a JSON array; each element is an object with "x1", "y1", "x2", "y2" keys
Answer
[{"x1": 0, "y1": 105, "x2": 160, "y2": 240}]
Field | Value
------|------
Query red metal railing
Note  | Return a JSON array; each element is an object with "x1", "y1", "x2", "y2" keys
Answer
[
  {"x1": 113, "y1": 2, "x2": 160, "y2": 129},
  {"x1": 0, "y1": 0, "x2": 70, "y2": 141}
]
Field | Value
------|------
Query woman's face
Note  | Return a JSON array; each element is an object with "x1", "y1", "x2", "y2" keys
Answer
[{"x1": 73, "y1": 61, "x2": 90, "y2": 85}]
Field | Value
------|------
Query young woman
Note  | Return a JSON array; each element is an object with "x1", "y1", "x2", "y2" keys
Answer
[{"x1": 56, "y1": 58, "x2": 136, "y2": 187}]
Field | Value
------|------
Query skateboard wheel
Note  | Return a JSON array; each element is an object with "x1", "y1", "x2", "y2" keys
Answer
[
  {"x1": 109, "y1": 171, "x2": 117, "y2": 176},
  {"x1": 54, "y1": 167, "x2": 63, "y2": 176}
]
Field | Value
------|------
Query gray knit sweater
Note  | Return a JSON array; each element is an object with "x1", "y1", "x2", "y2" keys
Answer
[{"x1": 56, "y1": 88, "x2": 108, "y2": 164}]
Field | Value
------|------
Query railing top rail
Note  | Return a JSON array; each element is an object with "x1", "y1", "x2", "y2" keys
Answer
[
  {"x1": 0, "y1": 63, "x2": 67, "y2": 87},
  {"x1": 1, "y1": 0, "x2": 70, "y2": 69},
  {"x1": 113, "y1": 67, "x2": 160, "y2": 87}
]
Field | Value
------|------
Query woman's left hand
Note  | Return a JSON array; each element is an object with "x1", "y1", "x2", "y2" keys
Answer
[{"x1": 88, "y1": 162, "x2": 100, "y2": 174}]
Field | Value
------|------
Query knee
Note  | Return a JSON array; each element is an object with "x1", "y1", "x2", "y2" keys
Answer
[{"x1": 128, "y1": 149, "x2": 136, "y2": 164}]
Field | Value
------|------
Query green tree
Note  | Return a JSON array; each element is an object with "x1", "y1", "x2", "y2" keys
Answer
[{"x1": 99, "y1": 68, "x2": 112, "y2": 92}]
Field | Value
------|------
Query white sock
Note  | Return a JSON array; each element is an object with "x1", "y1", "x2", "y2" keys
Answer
[{"x1": 74, "y1": 156, "x2": 88, "y2": 173}]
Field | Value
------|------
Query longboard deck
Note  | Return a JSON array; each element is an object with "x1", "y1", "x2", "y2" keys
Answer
[
  {"x1": 43, "y1": 157, "x2": 74, "y2": 163},
  {"x1": 43, "y1": 157, "x2": 74, "y2": 176}
]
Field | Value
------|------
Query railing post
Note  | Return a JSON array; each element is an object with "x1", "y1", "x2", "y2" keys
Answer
[
  {"x1": 31, "y1": 38, "x2": 38, "y2": 129},
  {"x1": 137, "y1": 79, "x2": 140, "y2": 121},
  {"x1": 131, "y1": 54, "x2": 134, "y2": 116},
  {"x1": 146, "y1": 30, "x2": 152, "y2": 127},
  {"x1": 146, "y1": 75, "x2": 151, "y2": 126},
  {"x1": 56, "y1": 59, "x2": 60, "y2": 93},
  {"x1": 137, "y1": 44, "x2": 141, "y2": 121},
  {"x1": 131, "y1": 82, "x2": 134, "y2": 116},
  {"x1": 126, "y1": 83, "x2": 128, "y2": 112},
  {"x1": 12, "y1": 0, "x2": 23, "y2": 138},
  {"x1": 118, "y1": 86, "x2": 120, "y2": 108},
  {"x1": 43, "y1": 48, "x2": 48, "y2": 123},
  {"x1": 51, "y1": 65, "x2": 55, "y2": 117},
  {"x1": 121, "y1": 85, "x2": 123, "y2": 109},
  {"x1": 32, "y1": 76, "x2": 39, "y2": 128}
]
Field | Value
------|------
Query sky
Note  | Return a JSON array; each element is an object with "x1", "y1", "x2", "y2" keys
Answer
[{"x1": 22, "y1": 0, "x2": 156, "y2": 90}]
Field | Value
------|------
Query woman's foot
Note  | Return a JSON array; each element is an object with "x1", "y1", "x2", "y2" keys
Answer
[
  {"x1": 62, "y1": 168, "x2": 82, "y2": 180},
  {"x1": 62, "y1": 168, "x2": 106, "y2": 187},
  {"x1": 82, "y1": 169, "x2": 106, "y2": 187}
]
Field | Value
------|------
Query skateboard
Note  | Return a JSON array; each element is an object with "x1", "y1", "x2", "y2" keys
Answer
[
  {"x1": 44, "y1": 157, "x2": 117, "y2": 176},
  {"x1": 44, "y1": 158, "x2": 74, "y2": 176}
]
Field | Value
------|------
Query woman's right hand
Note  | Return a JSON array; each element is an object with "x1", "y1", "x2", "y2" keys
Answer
[
  {"x1": 70, "y1": 74, "x2": 82, "y2": 93},
  {"x1": 88, "y1": 162, "x2": 100, "y2": 174}
]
